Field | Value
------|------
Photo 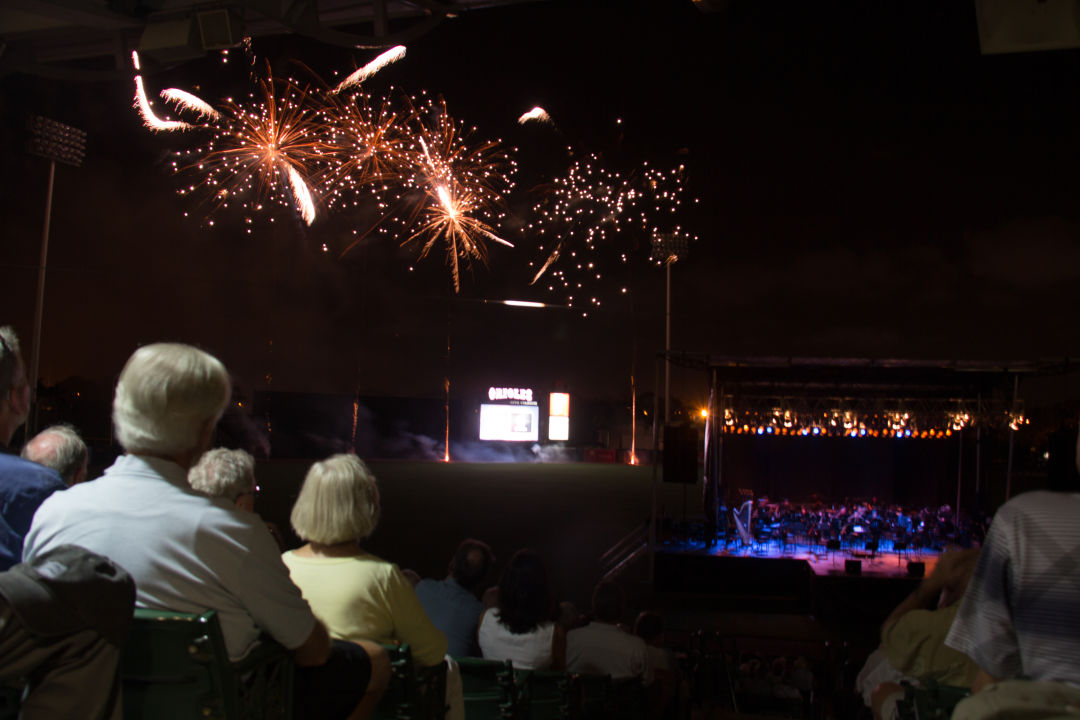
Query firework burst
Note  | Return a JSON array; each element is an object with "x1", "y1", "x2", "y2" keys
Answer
[
  {"x1": 349, "y1": 95, "x2": 517, "y2": 292},
  {"x1": 525, "y1": 153, "x2": 698, "y2": 314},
  {"x1": 319, "y1": 90, "x2": 410, "y2": 209},
  {"x1": 170, "y1": 72, "x2": 336, "y2": 227}
]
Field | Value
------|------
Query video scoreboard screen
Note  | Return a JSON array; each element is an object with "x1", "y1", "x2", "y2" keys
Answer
[{"x1": 479, "y1": 403, "x2": 539, "y2": 442}]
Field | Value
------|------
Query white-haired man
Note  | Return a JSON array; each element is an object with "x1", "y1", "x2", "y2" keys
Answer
[
  {"x1": 0, "y1": 326, "x2": 65, "y2": 571},
  {"x1": 22, "y1": 423, "x2": 89, "y2": 486},
  {"x1": 24, "y1": 343, "x2": 388, "y2": 719},
  {"x1": 189, "y1": 447, "x2": 257, "y2": 512}
]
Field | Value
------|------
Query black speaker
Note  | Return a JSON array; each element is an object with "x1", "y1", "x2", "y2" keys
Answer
[
  {"x1": 907, "y1": 561, "x2": 925, "y2": 578},
  {"x1": 663, "y1": 424, "x2": 699, "y2": 484},
  {"x1": 844, "y1": 559, "x2": 862, "y2": 576}
]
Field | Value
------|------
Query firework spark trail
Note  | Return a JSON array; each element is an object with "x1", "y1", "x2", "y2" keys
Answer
[
  {"x1": 132, "y1": 51, "x2": 193, "y2": 132},
  {"x1": 518, "y1": 106, "x2": 552, "y2": 125},
  {"x1": 160, "y1": 88, "x2": 221, "y2": 121},
  {"x1": 332, "y1": 45, "x2": 407, "y2": 94},
  {"x1": 286, "y1": 164, "x2": 317, "y2": 225}
]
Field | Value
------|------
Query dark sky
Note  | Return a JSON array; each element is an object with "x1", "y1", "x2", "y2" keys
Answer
[{"x1": 2, "y1": 0, "x2": 1079, "y2": 411}]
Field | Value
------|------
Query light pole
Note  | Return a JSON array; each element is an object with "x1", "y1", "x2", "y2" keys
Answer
[
  {"x1": 26, "y1": 115, "x2": 86, "y2": 432},
  {"x1": 650, "y1": 232, "x2": 688, "y2": 424}
]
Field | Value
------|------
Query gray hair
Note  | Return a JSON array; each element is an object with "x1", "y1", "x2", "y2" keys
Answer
[
  {"x1": 0, "y1": 326, "x2": 23, "y2": 397},
  {"x1": 113, "y1": 343, "x2": 230, "y2": 457},
  {"x1": 189, "y1": 448, "x2": 255, "y2": 501},
  {"x1": 290, "y1": 454, "x2": 380, "y2": 545},
  {"x1": 21, "y1": 424, "x2": 88, "y2": 485}
]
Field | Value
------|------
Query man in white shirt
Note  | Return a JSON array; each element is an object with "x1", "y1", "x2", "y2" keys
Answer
[
  {"x1": 567, "y1": 579, "x2": 653, "y2": 684},
  {"x1": 24, "y1": 342, "x2": 388, "y2": 719}
]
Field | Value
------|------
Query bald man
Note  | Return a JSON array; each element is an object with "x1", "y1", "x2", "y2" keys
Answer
[{"x1": 22, "y1": 424, "x2": 89, "y2": 486}]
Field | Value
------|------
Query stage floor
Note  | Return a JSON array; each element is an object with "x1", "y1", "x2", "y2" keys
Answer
[{"x1": 659, "y1": 535, "x2": 942, "y2": 579}]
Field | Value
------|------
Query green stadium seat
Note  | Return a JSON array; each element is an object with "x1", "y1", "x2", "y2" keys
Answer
[
  {"x1": 456, "y1": 657, "x2": 517, "y2": 720},
  {"x1": 374, "y1": 643, "x2": 447, "y2": 720},
  {"x1": 121, "y1": 608, "x2": 293, "y2": 720},
  {"x1": 514, "y1": 669, "x2": 576, "y2": 720}
]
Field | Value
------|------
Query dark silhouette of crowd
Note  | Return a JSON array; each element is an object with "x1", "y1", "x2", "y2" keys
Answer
[{"x1": 1, "y1": 328, "x2": 1078, "y2": 720}]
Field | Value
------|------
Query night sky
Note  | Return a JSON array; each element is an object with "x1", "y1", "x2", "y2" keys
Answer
[{"x1": 2, "y1": 0, "x2": 1079, "y2": 415}]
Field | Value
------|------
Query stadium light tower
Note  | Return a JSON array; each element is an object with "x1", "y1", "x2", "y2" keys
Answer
[
  {"x1": 26, "y1": 115, "x2": 86, "y2": 431},
  {"x1": 650, "y1": 231, "x2": 689, "y2": 423}
]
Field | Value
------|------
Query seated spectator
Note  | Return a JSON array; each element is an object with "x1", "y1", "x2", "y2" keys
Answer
[
  {"x1": 415, "y1": 538, "x2": 495, "y2": 657},
  {"x1": 478, "y1": 549, "x2": 565, "y2": 670},
  {"x1": 24, "y1": 342, "x2": 388, "y2": 720},
  {"x1": 282, "y1": 454, "x2": 448, "y2": 668},
  {"x1": 635, "y1": 611, "x2": 683, "y2": 720},
  {"x1": 188, "y1": 447, "x2": 258, "y2": 512},
  {"x1": 0, "y1": 545, "x2": 135, "y2": 720},
  {"x1": 566, "y1": 580, "x2": 653, "y2": 684},
  {"x1": 21, "y1": 423, "x2": 89, "y2": 486},
  {"x1": 0, "y1": 326, "x2": 66, "y2": 571},
  {"x1": 860, "y1": 547, "x2": 980, "y2": 720},
  {"x1": 943, "y1": 430, "x2": 1080, "y2": 717}
]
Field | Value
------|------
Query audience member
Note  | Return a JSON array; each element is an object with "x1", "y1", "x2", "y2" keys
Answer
[
  {"x1": 566, "y1": 580, "x2": 653, "y2": 684},
  {"x1": 283, "y1": 453, "x2": 448, "y2": 666},
  {"x1": 283, "y1": 454, "x2": 459, "y2": 719},
  {"x1": 189, "y1": 447, "x2": 257, "y2": 512},
  {"x1": 21, "y1": 423, "x2": 89, "y2": 486},
  {"x1": 860, "y1": 547, "x2": 979, "y2": 720},
  {"x1": 635, "y1": 611, "x2": 681, "y2": 720},
  {"x1": 943, "y1": 428, "x2": 1080, "y2": 716},
  {"x1": 478, "y1": 549, "x2": 565, "y2": 670},
  {"x1": 0, "y1": 326, "x2": 66, "y2": 571},
  {"x1": 23, "y1": 342, "x2": 388, "y2": 719},
  {"x1": 0, "y1": 545, "x2": 135, "y2": 720},
  {"x1": 415, "y1": 538, "x2": 495, "y2": 657}
]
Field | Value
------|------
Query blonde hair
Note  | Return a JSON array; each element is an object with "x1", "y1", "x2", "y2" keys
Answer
[
  {"x1": 290, "y1": 454, "x2": 380, "y2": 544},
  {"x1": 113, "y1": 343, "x2": 230, "y2": 456}
]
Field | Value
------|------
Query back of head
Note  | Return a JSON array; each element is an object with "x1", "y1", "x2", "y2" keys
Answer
[
  {"x1": 497, "y1": 549, "x2": 551, "y2": 634},
  {"x1": 290, "y1": 454, "x2": 380, "y2": 545},
  {"x1": 591, "y1": 579, "x2": 625, "y2": 624},
  {"x1": 451, "y1": 539, "x2": 494, "y2": 593},
  {"x1": 22, "y1": 424, "x2": 88, "y2": 485},
  {"x1": 112, "y1": 343, "x2": 230, "y2": 458},
  {"x1": 633, "y1": 610, "x2": 664, "y2": 642},
  {"x1": 0, "y1": 327, "x2": 21, "y2": 398},
  {"x1": 189, "y1": 448, "x2": 254, "y2": 501}
]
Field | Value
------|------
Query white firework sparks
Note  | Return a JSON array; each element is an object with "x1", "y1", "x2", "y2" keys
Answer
[
  {"x1": 132, "y1": 51, "x2": 193, "y2": 132},
  {"x1": 518, "y1": 106, "x2": 553, "y2": 125},
  {"x1": 332, "y1": 46, "x2": 407, "y2": 95},
  {"x1": 160, "y1": 88, "x2": 221, "y2": 121},
  {"x1": 286, "y1": 165, "x2": 317, "y2": 226}
]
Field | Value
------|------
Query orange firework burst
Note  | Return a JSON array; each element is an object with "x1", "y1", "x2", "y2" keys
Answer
[
  {"x1": 319, "y1": 90, "x2": 410, "y2": 209},
  {"x1": 398, "y1": 97, "x2": 517, "y2": 292},
  {"x1": 171, "y1": 71, "x2": 336, "y2": 227}
]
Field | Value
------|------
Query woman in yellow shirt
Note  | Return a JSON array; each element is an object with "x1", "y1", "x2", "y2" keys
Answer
[{"x1": 282, "y1": 454, "x2": 447, "y2": 667}]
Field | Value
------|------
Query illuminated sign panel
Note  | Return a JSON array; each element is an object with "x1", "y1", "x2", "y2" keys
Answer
[
  {"x1": 548, "y1": 415, "x2": 569, "y2": 442},
  {"x1": 488, "y1": 387, "x2": 534, "y2": 403},
  {"x1": 479, "y1": 404, "x2": 539, "y2": 442},
  {"x1": 548, "y1": 392, "x2": 570, "y2": 441}
]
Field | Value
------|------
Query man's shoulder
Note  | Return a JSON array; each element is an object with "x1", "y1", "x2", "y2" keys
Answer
[{"x1": 0, "y1": 452, "x2": 66, "y2": 494}]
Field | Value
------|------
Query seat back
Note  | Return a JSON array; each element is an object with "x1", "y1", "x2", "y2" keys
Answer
[
  {"x1": 122, "y1": 608, "x2": 292, "y2": 720},
  {"x1": 375, "y1": 643, "x2": 447, "y2": 720},
  {"x1": 456, "y1": 657, "x2": 516, "y2": 720},
  {"x1": 574, "y1": 674, "x2": 612, "y2": 720},
  {"x1": 514, "y1": 670, "x2": 575, "y2": 720}
]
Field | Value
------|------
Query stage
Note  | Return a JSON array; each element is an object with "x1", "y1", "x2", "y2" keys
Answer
[{"x1": 659, "y1": 533, "x2": 942, "y2": 579}]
